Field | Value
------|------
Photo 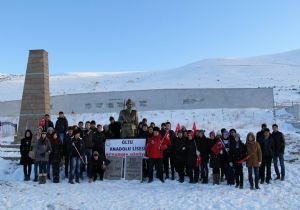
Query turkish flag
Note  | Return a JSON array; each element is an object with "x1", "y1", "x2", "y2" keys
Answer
[
  {"x1": 237, "y1": 155, "x2": 251, "y2": 164},
  {"x1": 39, "y1": 117, "x2": 45, "y2": 127},
  {"x1": 211, "y1": 139, "x2": 225, "y2": 155},
  {"x1": 195, "y1": 155, "x2": 202, "y2": 167},
  {"x1": 192, "y1": 122, "x2": 197, "y2": 138}
]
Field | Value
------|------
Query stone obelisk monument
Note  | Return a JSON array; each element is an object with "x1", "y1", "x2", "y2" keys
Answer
[{"x1": 15, "y1": 49, "x2": 50, "y2": 143}]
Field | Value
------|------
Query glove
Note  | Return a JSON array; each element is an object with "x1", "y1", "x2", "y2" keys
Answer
[
  {"x1": 101, "y1": 164, "x2": 107, "y2": 171},
  {"x1": 182, "y1": 147, "x2": 186, "y2": 151},
  {"x1": 226, "y1": 148, "x2": 229, "y2": 152},
  {"x1": 258, "y1": 162, "x2": 261, "y2": 166},
  {"x1": 220, "y1": 150, "x2": 223, "y2": 155},
  {"x1": 196, "y1": 150, "x2": 200, "y2": 156},
  {"x1": 229, "y1": 162, "x2": 233, "y2": 167}
]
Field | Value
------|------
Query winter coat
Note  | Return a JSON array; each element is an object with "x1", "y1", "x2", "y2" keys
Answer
[
  {"x1": 197, "y1": 136, "x2": 211, "y2": 162},
  {"x1": 230, "y1": 140, "x2": 247, "y2": 165},
  {"x1": 88, "y1": 155, "x2": 110, "y2": 175},
  {"x1": 63, "y1": 134, "x2": 72, "y2": 156},
  {"x1": 55, "y1": 117, "x2": 68, "y2": 133},
  {"x1": 49, "y1": 137, "x2": 63, "y2": 163},
  {"x1": 83, "y1": 129, "x2": 95, "y2": 149},
  {"x1": 272, "y1": 131, "x2": 285, "y2": 155},
  {"x1": 69, "y1": 137, "x2": 85, "y2": 158},
  {"x1": 259, "y1": 136, "x2": 274, "y2": 157},
  {"x1": 93, "y1": 131, "x2": 106, "y2": 155},
  {"x1": 35, "y1": 137, "x2": 52, "y2": 162},
  {"x1": 172, "y1": 137, "x2": 187, "y2": 163},
  {"x1": 137, "y1": 130, "x2": 149, "y2": 139},
  {"x1": 186, "y1": 139, "x2": 200, "y2": 167},
  {"x1": 146, "y1": 134, "x2": 168, "y2": 159},
  {"x1": 20, "y1": 130, "x2": 33, "y2": 165},
  {"x1": 109, "y1": 122, "x2": 121, "y2": 138},
  {"x1": 246, "y1": 141, "x2": 262, "y2": 167},
  {"x1": 43, "y1": 120, "x2": 54, "y2": 132},
  {"x1": 220, "y1": 138, "x2": 231, "y2": 164},
  {"x1": 209, "y1": 139, "x2": 221, "y2": 169}
]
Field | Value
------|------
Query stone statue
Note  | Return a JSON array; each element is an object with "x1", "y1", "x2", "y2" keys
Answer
[{"x1": 118, "y1": 99, "x2": 138, "y2": 138}]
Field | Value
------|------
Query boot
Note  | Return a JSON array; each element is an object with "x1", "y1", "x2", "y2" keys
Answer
[
  {"x1": 216, "y1": 174, "x2": 220, "y2": 185},
  {"x1": 38, "y1": 174, "x2": 43, "y2": 184},
  {"x1": 42, "y1": 174, "x2": 47, "y2": 184}
]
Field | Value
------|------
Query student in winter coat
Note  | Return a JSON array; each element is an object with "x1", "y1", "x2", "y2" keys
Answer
[
  {"x1": 221, "y1": 130, "x2": 235, "y2": 185},
  {"x1": 63, "y1": 127, "x2": 73, "y2": 178},
  {"x1": 209, "y1": 131, "x2": 222, "y2": 185},
  {"x1": 54, "y1": 111, "x2": 68, "y2": 143},
  {"x1": 146, "y1": 127, "x2": 168, "y2": 183},
  {"x1": 35, "y1": 131, "x2": 52, "y2": 184},
  {"x1": 186, "y1": 130, "x2": 200, "y2": 183},
  {"x1": 137, "y1": 124, "x2": 149, "y2": 139},
  {"x1": 49, "y1": 132, "x2": 63, "y2": 183},
  {"x1": 196, "y1": 129, "x2": 210, "y2": 184},
  {"x1": 246, "y1": 132, "x2": 262, "y2": 190},
  {"x1": 43, "y1": 114, "x2": 54, "y2": 132},
  {"x1": 271, "y1": 124, "x2": 285, "y2": 181},
  {"x1": 88, "y1": 151, "x2": 110, "y2": 182},
  {"x1": 46, "y1": 127, "x2": 55, "y2": 179},
  {"x1": 163, "y1": 122, "x2": 176, "y2": 180},
  {"x1": 108, "y1": 116, "x2": 121, "y2": 138},
  {"x1": 32, "y1": 127, "x2": 43, "y2": 182},
  {"x1": 82, "y1": 123, "x2": 95, "y2": 178},
  {"x1": 258, "y1": 128, "x2": 274, "y2": 184},
  {"x1": 256, "y1": 123, "x2": 267, "y2": 145},
  {"x1": 92, "y1": 125, "x2": 106, "y2": 155},
  {"x1": 172, "y1": 130, "x2": 187, "y2": 183},
  {"x1": 230, "y1": 133, "x2": 247, "y2": 189},
  {"x1": 69, "y1": 130, "x2": 85, "y2": 184},
  {"x1": 20, "y1": 129, "x2": 34, "y2": 181}
]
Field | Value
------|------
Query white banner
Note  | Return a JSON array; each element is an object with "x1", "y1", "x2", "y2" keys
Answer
[{"x1": 105, "y1": 139, "x2": 146, "y2": 157}]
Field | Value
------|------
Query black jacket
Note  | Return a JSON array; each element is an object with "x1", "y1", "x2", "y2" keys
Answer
[
  {"x1": 272, "y1": 131, "x2": 285, "y2": 155},
  {"x1": 50, "y1": 139, "x2": 63, "y2": 163},
  {"x1": 43, "y1": 120, "x2": 54, "y2": 132},
  {"x1": 93, "y1": 131, "x2": 106, "y2": 155},
  {"x1": 88, "y1": 155, "x2": 110, "y2": 176},
  {"x1": 259, "y1": 136, "x2": 274, "y2": 157},
  {"x1": 209, "y1": 138, "x2": 221, "y2": 169},
  {"x1": 55, "y1": 117, "x2": 68, "y2": 133},
  {"x1": 63, "y1": 134, "x2": 72, "y2": 156},
  {"x1": 230, "y1": 140, "x2": 247, "y2": 165},
  {"x1": 69, "y1": 137, "x2": 85, "y2": 158},
  {"x1": 172, "y1": 137, "x2": 187, "y2": 163},
  {"x1": 109, "y1": 122, "x2": 121, "y2": 138},
  {"x1": 196, "y1": 136, "x2": 211, "y2": 161},
  {"x1": 20, "y1": 130, "x2": 33, "y2": 165},
  {"x1": 186, "y1": 139, "x2": 200, "y2": 167}
]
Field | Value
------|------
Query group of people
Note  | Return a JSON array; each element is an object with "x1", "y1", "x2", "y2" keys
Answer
[{"x1": 19, "y1": 99, "x2": 286, "y2": 190}]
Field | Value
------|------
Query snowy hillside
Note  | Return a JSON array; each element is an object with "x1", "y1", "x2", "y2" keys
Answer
[{"x1": 0, "y1": 49, "x2": 300, "y2": 103}]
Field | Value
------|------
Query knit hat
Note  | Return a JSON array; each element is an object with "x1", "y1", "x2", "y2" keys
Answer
[{"x1": 93, "y1": 151, "x2": 99, "y2": 156}]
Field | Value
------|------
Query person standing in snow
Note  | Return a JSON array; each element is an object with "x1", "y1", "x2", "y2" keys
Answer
[
  {"x1": 55, "y1": 111, "x2": 68, "y2": 144},
  {"x1": 221, "y1": 130, "x2": 235, "y2": 185},
  {"x1": 173, "y1": 130, "x2": 187, "y2": 183},
  {"x1": 146, "y1": 127, "x2": 168, "y2": 183},
  {"x1": 271, "y1": 124, "x2": 285, "y2": 181},
  {"x1": 186, "y1": 130, "x2": 200, "y2": 183},
  {"x1": 20, "y1": 129, "x2": 34, "y2": 181},
  {"x1": 258, "y1": 128, "x2": 274, "y2": 184},
  {"x1": 230, "y1": 133, "x2": 247, "y2": 189},
  {"x1": 246, "y1": 132, "x2": 262, "y2": 190},
  {"x1": 69, "y1": 129, "x2": 85, "y2": 184},
  {"x1": 42, "y1": 114, "x2": 54, "y2": 132},
  {"x1": 35, "y1": 131, "x2": 52, "y2": 184},
  {"x1": 196, "y1": 129, "x2": 210, "y2": 184},
  {"x1": 63, "y1": 126, "x2": 73, "y2": 179},
  {"x1": 209, "y1": 131, "x2": 222, "y2": 185},
  {"x1": 49, "y1": 132, "x2": 63, "y2": 183},
  {"x1": 108, "y1": 116, "x2": 121, "y2": 138}
]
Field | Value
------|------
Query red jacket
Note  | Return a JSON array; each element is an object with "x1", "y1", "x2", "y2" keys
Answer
[{"x1": 146, "y1": 134, "x2": 168, "y2": 159}]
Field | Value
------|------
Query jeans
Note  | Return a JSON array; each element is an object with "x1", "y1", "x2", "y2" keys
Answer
[
  {"x1": 234, "y1": 164, "x2": 243, "y2": 186},
  {"x1": 52, "y1": 162, "x2": 60, "y2": 179},
  {"x1": 69, "y1": 157, "x2": 81, "y2": 182},
  {"x1": 34, "y1": 161, "x2": 39, "y2": 178},
  {"x1": 81, "y1": 148, "x2": 92, "y2": 177},
  {"x1": 38, "y1": 161, "x2": 47, "y2": 174},
  {"x1": 59, "y1": 133, "x2": 65, "y2": 144},
  {"x1": 274, "y1": 154, "x2": 285, "y2": 177},
  {"x1": 248, "y1": 167, "x2": 259, "y2": 187},
  {"x1": 47, "y1": 161, "x2": 51, "y2": 177},
  {"x1": 201, "y1": 160, "x2": 209, "y2": 180}
]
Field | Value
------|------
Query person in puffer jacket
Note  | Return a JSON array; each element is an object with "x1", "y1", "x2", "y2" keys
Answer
[{"x1": 146, "y1": 127, "x2": 169, "y2": 183}]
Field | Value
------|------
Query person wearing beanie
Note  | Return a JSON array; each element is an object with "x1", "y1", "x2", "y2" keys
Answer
[
  {"x1": 88, "y1": 151, "x2": 110, "y2": 183},
  {"x1": 246, "y1": 132, "x2": 262, "y2": 190},
  {"x1": 229, "y1": 133, "x2": 247, "y2": 189},
  {"x1": 146, "y1": 127, "x2": 168, "y2": 183}
]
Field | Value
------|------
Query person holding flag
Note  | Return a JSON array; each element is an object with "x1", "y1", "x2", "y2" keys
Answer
[
  {"x1": 209, "y1": 131, "x2": 224, "y2": 185},
  {"x1": 186, "y1": 130, "x2": 200, "y2": 183},
  {"x1": 229, "y1": 133, "x2": 247, "y2": 189}
]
